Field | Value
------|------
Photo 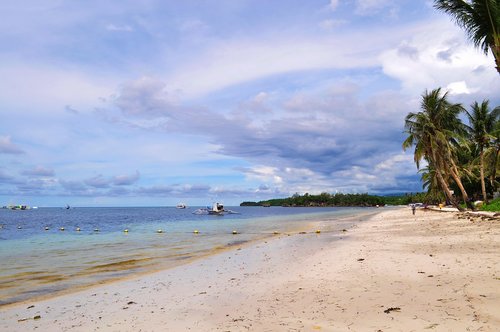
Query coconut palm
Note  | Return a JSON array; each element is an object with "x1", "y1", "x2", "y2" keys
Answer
[
  {"x1": 403, "y1": 88, "x2": 471, "y2": 210},
  {"x1": 420, "y1": 164, "x2": 439, "y2": 194},
  {"x1": 464, "y1": 100, "x2": 500, "y2": 203},
  {"x1": 419, "y1": 163, "x2": 447, "y2": 203},
  {"x1": 484, "y1": 115, "x2": 500, "y2": 191},
  {"x1": 434, "y1": 0, "x2": 500, "y2": 74}
]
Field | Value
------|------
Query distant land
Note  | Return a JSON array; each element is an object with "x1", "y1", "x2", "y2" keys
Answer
[{"x1": 240, "y1": 192, "x2": 425, "y2": 207}]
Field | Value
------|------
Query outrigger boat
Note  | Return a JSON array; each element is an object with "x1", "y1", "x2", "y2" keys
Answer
[
  {"x1": 192, "y1": 202, "x2": 239, "y2": 215},
  {"x1": 208, "y1": 202, "x2": 224, "y2": 215}
]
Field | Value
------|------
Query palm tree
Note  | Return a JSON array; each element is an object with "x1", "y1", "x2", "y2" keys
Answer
[
  {"x1": 420, "y1": 164, "x2": 440, "y2": 194},
  {"x1": 464, "y1": 100, "x2": 500, "y2": 203},
  {"x1": 403, "y1": 88, "x2": 471, "y2": 210},
  {"x1": 434, "y1": 0, "x2": 500, "y2": 75},
  {"x1": 484, "y1": 115, "x2": 500, "y2": 192},
  {"x1": 419, "y1": 163, "x2": 447, "y2": 203}
]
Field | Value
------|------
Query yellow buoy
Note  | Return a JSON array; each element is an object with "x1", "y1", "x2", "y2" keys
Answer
[
  {"x1": 193, "y1": 230, "x2": 199, "y2": 234},
  {"x1": 315, "y1": 230, "x2": 321, "y2": 234},
  {"x1": 124, "y1": 229, "x2": 129, "y2": 233}
]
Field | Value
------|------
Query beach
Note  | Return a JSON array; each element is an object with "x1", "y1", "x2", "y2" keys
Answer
[{"x1": 1, "y1": 207, "x2": 498, "y2": 331}]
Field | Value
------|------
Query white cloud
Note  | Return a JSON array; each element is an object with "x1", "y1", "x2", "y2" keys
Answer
[
  {"x1": 106, "y1": 23, "x2": 133, "y2": 32},
  {"x1": 168, "y1": 28, "x2": 407, "y2": 98},
  {"x1": 375, "y1": 153, "x2": 413, "y2": 172},
  {"x1": 380, "y1": 18, "x2": 499, "y2": 96},
  {"x1": 319, "y1": 19, "x2": 348, "y2": 30},
  {"x1": 113, "y1": 170, "x2": 140, "y2": 186},
  {"x1": 0, "y1": 61, "x2": 115, "y2": 113},
  {"x1": 0, "y1": 136, "x2": 25, "y2": 154},
  {"x1": 84, "y1": 175, "x2": 110, "y2": 188},
  {"x1": 242, "y1": 166, "x2": 283, "y2": 184},
  {"x1": 446, "y1": 81, "x2": 473, "y2": 95},
  {"x1": 178, "y1": 19, "x2": 209, "y2": 34},
  {"x1": 354, "y1": 0, "x2": 393, "y2": 15},
  {"x1": 21, "y1": 166, "x2": 55, "y2": 177},
  {"x1": 329, "y1": 0, "x2": 340, "y2": 11},
  {"x1": 114, "y1": 76, "x2": 179, "y2": 118},
  {"x1": 5, "y1": 1, "x2": 496, "y2": 204}
]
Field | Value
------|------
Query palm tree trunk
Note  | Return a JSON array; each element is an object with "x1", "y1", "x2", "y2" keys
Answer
[
  {"x1": 448, "y1": 161, "x2": 474, "y2": 210},
  {"x1": 493, "y1": 37, "x2": 500, "y2": 75},
  {"x1": 480, "y1": 149, "x2": 488, "y2": 203},
  {"x1": 431, "y1": 148, "x2": 463, "y2": 210},
  {"x1": 495, "y1": 51, "x2": 500, "y2": 74},
  {"x1": 489, "y1": 147, "x2": 500, "y2": 192},
  {"x1": 435, "y1": 166, "x2": 462, "y2": 210}
]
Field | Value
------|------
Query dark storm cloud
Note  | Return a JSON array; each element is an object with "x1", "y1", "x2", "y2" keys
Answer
[{"x1": 111, "y1": 77, "x2": 418, "y2": 193}]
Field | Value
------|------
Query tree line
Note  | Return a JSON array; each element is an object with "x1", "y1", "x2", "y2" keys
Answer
[
  {"x1": 401, "y1": 1, "x2": 500, "y2": 211},
  {"x1": 242, "y1": 193, "x2": 386, "y2": 207},
  {"x1": 403, "y1": 89, "x2": 499, "y2": 211}
]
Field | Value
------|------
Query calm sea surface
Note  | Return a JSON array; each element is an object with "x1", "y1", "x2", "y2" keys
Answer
[{"x1": 0, "y1": 206, "x2": 372, "y2": 306}]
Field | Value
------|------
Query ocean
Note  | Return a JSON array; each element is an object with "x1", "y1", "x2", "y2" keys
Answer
[{"x1": 0, "y1": 206, "x2": 373, "y2": 306}]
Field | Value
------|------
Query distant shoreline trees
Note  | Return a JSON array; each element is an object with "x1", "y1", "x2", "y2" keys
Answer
[{"x1": 242, "y1": 192, "x2": 383, "y2": 207}]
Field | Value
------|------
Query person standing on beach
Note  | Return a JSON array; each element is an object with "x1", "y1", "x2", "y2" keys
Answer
[{"x1": 411, "y1": 204, "x2": 416, "y2": 215}]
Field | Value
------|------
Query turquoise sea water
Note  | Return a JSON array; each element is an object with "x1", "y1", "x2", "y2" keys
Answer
[{"x1": 0, "y1": 206, "x2": 372, "y2": 306}]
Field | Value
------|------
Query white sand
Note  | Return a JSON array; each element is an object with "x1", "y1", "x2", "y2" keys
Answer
[{"x1": 1, "y1": 207, "x2": 499, "y2": 331}]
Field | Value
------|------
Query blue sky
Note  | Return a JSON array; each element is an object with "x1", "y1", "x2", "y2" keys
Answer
[{"x1": 1, "y1": 0, "x2": 499, "y2": 207}]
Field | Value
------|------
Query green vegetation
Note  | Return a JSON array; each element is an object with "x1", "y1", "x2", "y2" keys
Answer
[
  {"x1": 240, "y1": 192, "x2": 432, "y2": 207},
  {"x1": 241, "y1": 192, "x2": 500, "y2": 211},
  {"x1": 239, "y1": 201, "x2": 261, "y2": 206},
  {"x1": 480, "y1": 197, "x2": 500, "y2": 211},
  {"x1": 403, "y1": 88, "x2": 499, "y2": 211},
  {"x1": 397, "y1": 3, "x2": 500, "y2": 211},
  {"x1": 381, "y1": 193, "x2": 437, "y2": 205}
]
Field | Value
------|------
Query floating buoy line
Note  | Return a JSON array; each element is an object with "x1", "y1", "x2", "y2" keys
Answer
[{"x1": 7, "y1": 226, "x2": 349, "y2": 235}]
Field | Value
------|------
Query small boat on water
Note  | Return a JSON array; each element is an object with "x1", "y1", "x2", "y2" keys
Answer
[
  {"x1": 192, "y1": 202, "x2": 239, "y2": 215},
  {"x1": 208, "y1": 202, "x2": 224, "y2": 215},
  {"x1": 4, "y1": 205, "x2": 31, "y2": 210},
  {"x1": 176, "y1": 203, "x2": 187, "y2": 209}
]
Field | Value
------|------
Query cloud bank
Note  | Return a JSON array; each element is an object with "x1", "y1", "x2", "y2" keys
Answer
[{"x1": 0, "y1": 1, "x2": 498, "y2": 206}]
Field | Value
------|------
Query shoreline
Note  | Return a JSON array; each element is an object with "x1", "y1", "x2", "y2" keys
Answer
[
  {"x1": 0, "y1": 208, "x2": 375, "y2": 309},
  {"x1": 1, "y1": 207, "x2": 498, "y2": 331},
  {"x1": 1, "y1": 206, "x2": 369, "y2": 308}
]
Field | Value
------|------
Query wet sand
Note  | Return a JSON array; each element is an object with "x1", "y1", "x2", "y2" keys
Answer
[{"x1": 1, "y1": 207, "x2": 499, "y2": 331}]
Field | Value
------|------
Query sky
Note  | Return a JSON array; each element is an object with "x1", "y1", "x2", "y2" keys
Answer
[{"x1": 1, "y1": 0, "x2": 499, "y2": 207}]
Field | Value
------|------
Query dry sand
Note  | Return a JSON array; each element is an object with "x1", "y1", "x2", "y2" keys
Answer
[{"x1": 1, "y1": 207, "x2": 499, "y2": 331}]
